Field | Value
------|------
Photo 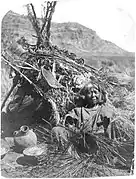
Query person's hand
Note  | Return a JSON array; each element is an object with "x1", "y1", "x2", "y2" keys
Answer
[{"x1": 74, "y1": 128, "x2": 80, "y2": 133}]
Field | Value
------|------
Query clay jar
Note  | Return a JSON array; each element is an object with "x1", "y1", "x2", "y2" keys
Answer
[{"x1": 13, "y1": 125, "x2": 37, "y2": 151}]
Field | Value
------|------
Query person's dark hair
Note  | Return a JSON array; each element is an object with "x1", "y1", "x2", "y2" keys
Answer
[{"x1": 74, "y1": 81, "x2": 106, "y2": 107}]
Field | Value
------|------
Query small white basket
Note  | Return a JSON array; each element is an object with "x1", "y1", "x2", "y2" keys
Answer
[{"x1": 23, "y1": 145, "x2": 46, "y2": 157}]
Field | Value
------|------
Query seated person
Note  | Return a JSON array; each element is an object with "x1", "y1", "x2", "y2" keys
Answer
[
  {"x1": 52, "y1": 81, "x2": 114, "y2": 156},
  {"x1": 64, "y1": 81, "x2": 113, "y2": 135}
]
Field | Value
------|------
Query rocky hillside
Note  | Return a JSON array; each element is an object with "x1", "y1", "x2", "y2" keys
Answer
[
  {"x1": 1, "y1": 11, "x2": 135, "y2": 71},
  {"x1": 51, "y1": 22, "x2": 131, "y2": 56}
]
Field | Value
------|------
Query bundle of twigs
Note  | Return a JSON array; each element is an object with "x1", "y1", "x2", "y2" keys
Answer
[{"x1": 31, "y1": 120, "x2": 134, "y2": 175}]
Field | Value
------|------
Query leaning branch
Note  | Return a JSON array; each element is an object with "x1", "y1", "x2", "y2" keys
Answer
[{"x1": 2, "y1": 54, "x2": 44, "y2": 97}]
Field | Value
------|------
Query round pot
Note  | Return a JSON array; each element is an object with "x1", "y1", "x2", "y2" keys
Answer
[{"x1": 13, "y1": 125, "x2": 37, "y2": 151}]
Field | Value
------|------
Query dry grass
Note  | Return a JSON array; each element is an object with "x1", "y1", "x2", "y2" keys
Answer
[
  {"x1": 1, "y1": 67, "x2": 12, "y2": 104},
  {"x1": 1, "y1": 143, "x2": 130, "y2": 178}
]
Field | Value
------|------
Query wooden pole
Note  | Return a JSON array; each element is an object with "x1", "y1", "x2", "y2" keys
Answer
[{"x1": 1, "y1": 83, "x2": 16, "y2": 111}]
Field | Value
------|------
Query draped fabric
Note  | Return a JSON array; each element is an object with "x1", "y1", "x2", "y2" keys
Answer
[
  {"x1": 64, "y1": 103, "x2": 114, "y2": 135},
  {"x1": 52, "y1": 103, "x2": 114, "y2": 158}
]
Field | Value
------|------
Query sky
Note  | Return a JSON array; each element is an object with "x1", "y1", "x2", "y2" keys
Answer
[{"x1": 0, "y1": 0, "x2": 135, "y2": 52}]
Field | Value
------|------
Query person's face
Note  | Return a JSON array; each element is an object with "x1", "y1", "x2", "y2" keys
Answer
[{"x1": 86, "y1": 87, "x2": 100, "y2": 106}]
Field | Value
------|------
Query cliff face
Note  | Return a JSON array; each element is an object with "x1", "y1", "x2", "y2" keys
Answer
[
  {"x1": 50, "y1": 22, "x2": 130, "y2": 56},
  {"x1": 1, "y1": 11, "x2": 135, "y2": 71}
]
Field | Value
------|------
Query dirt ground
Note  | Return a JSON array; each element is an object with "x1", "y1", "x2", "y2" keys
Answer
[
  {"x1": 0, "y1": 105, "x2": 133, "y2": 178},
  {"x1": 1, "y1": 147, "x2": 130, "y2": 178},
  {"x1": 1, "y1": 131, "x2": 132, "y2": 177}
]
